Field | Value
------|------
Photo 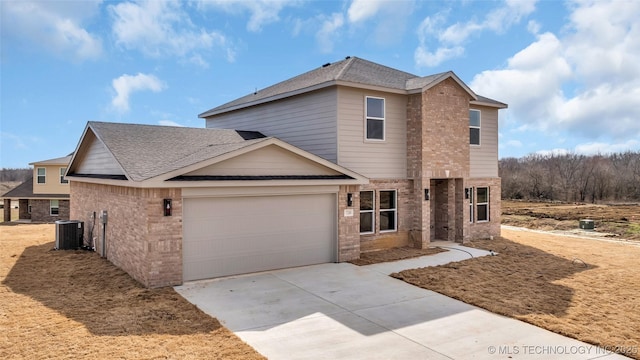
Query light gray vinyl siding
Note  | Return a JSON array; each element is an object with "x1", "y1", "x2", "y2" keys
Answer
[
  {"x1": 205, "y1": 87, "x2": 338, "y2": 162},
  {"x1": 470, "y1": 106, "x2": 499, "y2": 178},
  {"x1": 337, "y1": 87, "x2": 407, "y2": 179},
  {"x1": 74, "y1": 132, "x2": 124, "y2": 175}
]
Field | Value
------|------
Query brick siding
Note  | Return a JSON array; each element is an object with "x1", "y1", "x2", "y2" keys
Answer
[
  {"x1": 29, "y1": 199, "x2": 69, "y2": 222},
  {"x1": 338, "y1": 185, "x2": 361, "y2": 261},
  {"x1": 70, "y1": 182, "x2": 182, "y2": 288}
]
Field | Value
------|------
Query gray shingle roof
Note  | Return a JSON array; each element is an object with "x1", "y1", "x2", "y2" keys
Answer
[
  {"x1": 81, "y1": 122, "x2": 270, "y2": 182},
  {"x1": 198, "y1": 56, "x2": 493, "y2": 118},
  {"x1": 29, "y1": 155, "x2": 72, "y2": 166},
  {"x1": 2, "y1": 177, "x2": 70, "y2": 199}
]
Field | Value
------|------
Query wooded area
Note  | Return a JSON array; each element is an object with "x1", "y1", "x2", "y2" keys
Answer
[
  {"x1": 500, "y1": 151, "x2": 640, "y2": 202},
  {"x1": 0, "y1": 168, "x2": 31, "y2": 183}
]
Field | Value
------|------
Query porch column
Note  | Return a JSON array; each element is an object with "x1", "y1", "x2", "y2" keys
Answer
[{"x1": 3, "y1": 199, "x2": 10, "y2": 222}]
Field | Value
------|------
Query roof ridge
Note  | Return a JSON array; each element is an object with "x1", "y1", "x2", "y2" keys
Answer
[{"x1": 334, "y1": 56, "x2": 355, "y2": 80}]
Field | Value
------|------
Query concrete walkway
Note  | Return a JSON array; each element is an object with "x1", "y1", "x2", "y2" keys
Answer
[{"x1": 175, "y1": 244, "x2": 628, "y2": 360}]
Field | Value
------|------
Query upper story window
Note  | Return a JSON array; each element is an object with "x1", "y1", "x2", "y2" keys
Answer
[
  {"x1": 469, "y1": 109, "x2": 481, "y2": 145},
  {"x1": 60, "y1": 167, "x2": 68, "y2": 184},
  {"x1": 37, "y1": 168, "x2": 46, "y2": 184},
  {"x1": 365, "y1": 96, "x2": 385, "y2": 141}
]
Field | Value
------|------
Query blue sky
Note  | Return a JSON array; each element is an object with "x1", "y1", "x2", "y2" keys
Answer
[{"x1": 1, "y1": 0, "x2": 639, "y2": 168}]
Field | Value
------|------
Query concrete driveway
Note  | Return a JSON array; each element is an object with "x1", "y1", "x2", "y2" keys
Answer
[{"x1": 175, "y1": 243, "x2": 628, "y2": 360}]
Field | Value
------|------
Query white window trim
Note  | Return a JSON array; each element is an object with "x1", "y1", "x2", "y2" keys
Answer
[
  {"x1": 469, "y1": 109, "x2": 481, "y2": 146},
  {"x1": 476, "y1": 187, "x2": 490, "y2": 223},
  {"x1": 364, "y1": 96, "x2": 386, "y2": 142},
  {"x1": 379, "y1": 189, "x2": 397, "y2": 233},
  {"x1": 469, "y1": 187, "x2": 474, "y2": 223},
  {"x1": 36, "y1": 167, "x2": 46, "y2": 184},
  {"x1": 60, "y1": 167, "x2": 68, "y2": 184},
  {"x1": 360, "y1": 190, "x2": 375, "y2": 235},
  {"x1": 50, "y1": 199, "x2": 59, "y2": 216}
]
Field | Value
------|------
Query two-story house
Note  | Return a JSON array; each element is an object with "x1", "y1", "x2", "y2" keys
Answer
[
  {"x1": 199, "y1": 56, "x2": 506, "y2": 252},
  {"x1": 2, "y1": 155, "x2": 72, "y2": 222},
  {"x1": 65, "y1": 57, "x2": 506, "y2": 288}
]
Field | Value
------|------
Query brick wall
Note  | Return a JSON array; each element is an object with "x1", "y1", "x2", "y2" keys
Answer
[
  {"x1": 467, "y1": 177, "x2": 501, "y2": 239},
  {"x1": 358, "y1": 179, "x2": 412, "y2": 252},
  {"x1": 337, "y1": 185, "x2": 360, "y2": 261},
  {"x1": 29, "y1": 199, "x2": 69, "y2": 222},
  {"x1": 70, "y1": 182, "x2": 182, "y2": 288},
  {"x1": 421, "y1": 77, "x2": 471, "y2": 179}
]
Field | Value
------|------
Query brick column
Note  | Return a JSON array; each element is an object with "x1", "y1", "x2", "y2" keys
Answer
[
  {"x1": 337, "y1": 185, "x2": 360, "y2": 261},
  {"x1": 3, "y1": 199, "x2": 10, "y2": 222}
]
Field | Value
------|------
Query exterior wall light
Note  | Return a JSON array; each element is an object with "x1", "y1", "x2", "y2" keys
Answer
[{"x1": 164, "y1": 199, "x2": 172, "y2": 216}]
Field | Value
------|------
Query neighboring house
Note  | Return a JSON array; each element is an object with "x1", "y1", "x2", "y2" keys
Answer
[
  {"x1": 2, "y1": 155, "x2": 71, "y2": 222},
  {"x1": 67, "y1": 57, "x2": 507, "y2": 288}
]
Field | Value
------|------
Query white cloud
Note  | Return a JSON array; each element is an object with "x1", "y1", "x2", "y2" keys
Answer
[
  {"x1": 471, "y1": 0, "x2": 640, "y2": 146},
  {"x1": 109, "y1": 0, "x2": 234, "y2": 66},
  {"x1": 574, "y1": 139, "x2": 640, "y2": 155},
  {"x1": 1, "y1": 0, "x2": 103, "y2": 61},
  {"x1": 415, "y1": 45, "x2": 464, "y2": 67},
  {"x1": 348, "y1": 0, "x2": 386, "y2": 23},
  {"x1": 505, "y1": 140, "x2": 523, "y2": 148},
  {"x1": 527, "y1": 20, "x2": 541, "y2": 35},
  {"x1": 316, "y1": 13, "x2": 344, "y2": 53},
  {"x1": 158, "y1": 120, "x2": 184, "y2": 127},
  {"x1": 197, "y1": 0, "x2": 297, "y2": 32},
  {"x1": 111, "y1": 73, "x2": 166, "y2": 113},
  {"x1": 535, "y1": 148, "x2": 570, "y2": 157},
  {"x1": 415, "y1": 0, "x2": 537, "y2": 67}
]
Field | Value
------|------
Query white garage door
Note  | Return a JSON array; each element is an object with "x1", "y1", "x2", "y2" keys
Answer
[{"x1": 183, "y1": 193, "x2": 336, "y2": 281}]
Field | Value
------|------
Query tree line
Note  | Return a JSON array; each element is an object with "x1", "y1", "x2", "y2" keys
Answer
[
  {"x1": 500, "y1": 151, "x2": 640, "y2": 202},
  {"x1": 0, "y1": 168, "x2": 32, "y2": 183}
]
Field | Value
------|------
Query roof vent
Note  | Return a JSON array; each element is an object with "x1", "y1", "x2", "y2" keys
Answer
[
  {"x1": 322, "y1": 62, "x2": 331, "y2": 68},
  {"x1": 345, "y1": 56, "x2": 351, "y2": 59}
]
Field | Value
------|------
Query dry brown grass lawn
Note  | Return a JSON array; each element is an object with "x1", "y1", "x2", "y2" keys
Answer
[
  {"x1": 349, "y1": 246, "x2": 447, "y2": 266},
  {"x1": 502, "y1": 200, "x2": 640, "y2": 241},
  {"x1": 0, "y1": 224, "x2": 265, "y2": 359},
  {"x1": 392, "y1": 228, "x2": 640, "y2": 359}
]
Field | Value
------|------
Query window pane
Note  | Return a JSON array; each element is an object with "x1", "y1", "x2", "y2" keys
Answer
[
  {"x1": 60, "y1": 167, "x2": 68, "y2": 184},
  {"x1": 366, "y1": 119, "x2": 384, "y2": 140},
  {"x1": 469, "y1": 110, "x2": 480, "y2": 127},
  {"x1": 477, "y1": 187, "x2": 488, "y2": 203},
  {"x1": 360, "y1": 191, "x2": 373, "y2": 210},
  {"x1": 50, "y1": 200, "x2": 59, "y2": 216},
  {"x1": 366, "y1": 97, "x2": 384, "y2": 118},
  {"x1": 380, "y1": 210, "x2": 396, "y2": 231},
  {"x1": 379, "y1": 190, "x2": 395, "y2": 209},
  {"x1": 37, "y1": 168, "x2": 45, "y2": 184},
  {"x1": 360, "y1": 212, "x2": 373, "y2": 233},
  {"x1": 470, "y1": 128, "x2": 480, "y2": 145},
  {"x1": 477, "y1": 204, "x2": 488, "y2": 221}
]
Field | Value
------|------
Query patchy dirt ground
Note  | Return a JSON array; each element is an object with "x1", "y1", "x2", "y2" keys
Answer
[
  {"x1": 393, "y1": 228, "x2": 640, "y2": 359},
  {"x1": 502, "y1": 200, "x2": 640, "y2": 241},
  {"x1": 0, "y1": 224, "x2": 265, "y2": 360},
  {"x1": 348, "y1": 246, "x2": 447, "y2": 266}
]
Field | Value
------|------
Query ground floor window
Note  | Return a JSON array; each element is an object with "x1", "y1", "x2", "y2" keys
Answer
[
  {"x1": 360, "y1": 191, "x2": 374, "y2": 234},
  {"x1": 469, "y1": 187, "x2": 474, "y2": 222},
  {"x1": 379, "y1": 190, "x2": 397, "y2": 232},
  {"x1": 476, "y1": 187, "x2": 489, "y2": 222},
  {"x1": 50, "y1": 200, "x2": 59, "y2": 216}
]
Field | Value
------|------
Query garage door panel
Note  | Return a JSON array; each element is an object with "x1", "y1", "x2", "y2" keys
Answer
[{"x1": 183, "y1": 193, "x2": 336, "y2": 281}]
